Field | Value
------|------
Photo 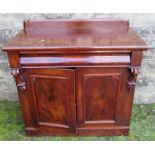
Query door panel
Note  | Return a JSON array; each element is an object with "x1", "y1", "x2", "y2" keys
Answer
[
  {"x1": 27, "y1": 68, "x2": 76, "y2": 135},
  {"x1": 76, "y1": 67, "x2": 129, "y2": 135},
  {"x1": 84, "y1": 74, "x2": 119, "y2": 122},
  {"x1": 33, "y1": 76, "x2": 69, "y2": 126}
]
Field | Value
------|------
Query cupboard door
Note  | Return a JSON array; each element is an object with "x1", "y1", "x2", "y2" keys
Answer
[
  {"x1": 76, "y1": 67, "x2": 130, "y2": 136},
  {"x1": 26, "y1": 68, "x2": 76, "y2": 135}
]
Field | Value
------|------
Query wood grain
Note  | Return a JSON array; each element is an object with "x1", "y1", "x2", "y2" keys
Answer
[{"x1": 2, "y1": 19, "x2": 148, "y2": 136}]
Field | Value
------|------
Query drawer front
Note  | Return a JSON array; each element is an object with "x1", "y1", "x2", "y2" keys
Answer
[{"x1": 19, "y1": 53, "x2": 130, "y2": 67}]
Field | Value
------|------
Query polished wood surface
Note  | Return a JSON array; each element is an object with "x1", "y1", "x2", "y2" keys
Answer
[
  {"x1": 20, "y1": 54, "x2": 130, "y2": 67},
  {"x1": 2, "y1": 19, "x2": 147, "y2": 52},
  {"x1": 24, "y1": 19, "x2": 129, "y2": 37},
  {"x1": 26, "y1": 68, "x2": 76, "y2": 135},
  {"x1": 76, "y1": 67, "x2": 130, "y2": 135},
  {"x1": 2, "y1": 19, "x2": 148, "y2": 136}
]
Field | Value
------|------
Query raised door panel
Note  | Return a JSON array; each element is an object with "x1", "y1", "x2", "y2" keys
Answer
[
  {"x1": 84, "y1": 74, "x2": 119, "y2": 122},
  {"x1": 26, "y1": 68, "x2": 76, "y2": 135},
  {"x1": 76, "y1": 67, "x2": 129, "y2": 136}
]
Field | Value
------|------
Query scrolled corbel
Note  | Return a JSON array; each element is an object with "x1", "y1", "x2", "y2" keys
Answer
[
  {"x1": 129, "y1": 66, "x2": 140, "y2": 76},
  {"x1": 127, "y1": 66, "x2": 140, "y2": 89},
  {"x1": 11, "y1": 68, "x2": 26, "y2": 91}
]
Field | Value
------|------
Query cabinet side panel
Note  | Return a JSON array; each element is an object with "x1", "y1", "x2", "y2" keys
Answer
[{"x1": 10, "y1": 68, "x2": 35, "y2": 130}]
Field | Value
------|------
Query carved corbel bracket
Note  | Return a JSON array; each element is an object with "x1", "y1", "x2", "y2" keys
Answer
[
  {"x1": 127, "y1": 66, "x2": 140, "y2": 89},
  {"x1": 11, "y1": 68, "x2": 26, "y2": 91}
]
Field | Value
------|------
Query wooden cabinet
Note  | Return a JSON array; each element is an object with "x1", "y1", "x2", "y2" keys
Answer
[{"x1": 2, "y1": 19, "x2": 148, "y2": 136}]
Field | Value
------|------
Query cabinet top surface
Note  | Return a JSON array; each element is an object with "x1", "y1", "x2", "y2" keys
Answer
[{"x1": 2, "y1": 19, "x2": 148, "y2": 52}]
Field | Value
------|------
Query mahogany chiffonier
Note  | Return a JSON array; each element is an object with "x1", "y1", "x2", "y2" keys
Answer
[{"x1": 2, "y1": 19, "x2": 148, "y2": 136}]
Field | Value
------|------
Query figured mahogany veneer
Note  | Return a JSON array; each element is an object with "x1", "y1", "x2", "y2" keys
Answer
[{"x1": 2, "y1": 19, "x2": 148, "y2": 136}]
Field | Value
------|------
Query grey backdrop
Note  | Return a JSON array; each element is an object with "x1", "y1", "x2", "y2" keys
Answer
[{"x1": 0, "y1": 13, "x2": 155, "y2": 104}]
